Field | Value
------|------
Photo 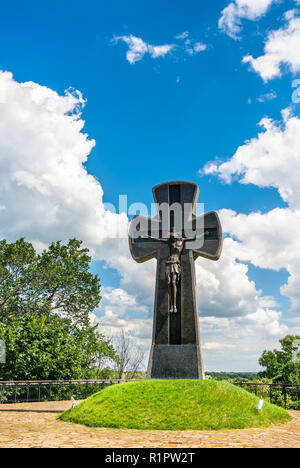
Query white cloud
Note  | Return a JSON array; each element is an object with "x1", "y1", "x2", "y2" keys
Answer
[
  {"x1": 148, "y1": 44, "x2": 174, "y2": 59},
  {"x1": 175, "y1": 31, "x2": 207, "y2": 54},
  {"x1": 194, "y1": 42, "x2": 207, "y2": 53},
  {"x1": 257, "y1": 90, "x2": 277, "y2": 102},
  {"x1": 0, "y1": 70, "x2": 128, "y2": 254},
  {"x1": 199, "y1": 102, "x2": 300, "y2": 363},
  {"x1": 243, "y1": 10, "x2": 300, "y2": 81},
  {"x1": 203, "y1": 108, "x2": 300, "y2": 208},
  {"x1": 186, "y1": 42, "x2": 207, "y2": 56},
  {"x1": 202, "y1": 342, "x2": 234, "y2": 350},
  {"x1": 198, "y1": 305, "x2": 293, "y2": 371},
  {"x1": 175, "y1": 31, "x2": 189, "y2": 40},
  {"x1": 220, "y1": 207, "x2": 300, "y2": 315},
  {"x1": 113, "y1": 34, "x2": 174, "y2": 64},
  {"x1": 90, "y1": 287, "x2": 153, "y2": 350},
  {"x1": 202, "y1": 108, "x2": 300, "y2": 319},
  {"x1": 200, "y1": 311, "x2": 292, "y2": 371},
  {"x1": 219, "y1": 0, "x2": 276, "y2": 39},
  {"x1": 101, "y1": 287, "x2": 145, "y2": 312},
  {"x1": 241, "y1": 308, "x2": 288, "y2": 336},
  {"x1": 196, "y1": 237, "x2": 272, "y2": 318}
]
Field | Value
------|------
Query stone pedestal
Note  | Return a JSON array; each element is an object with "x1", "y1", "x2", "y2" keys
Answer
[{"x1": 147, "y1": 344, "x2": 204, "y2": 379}]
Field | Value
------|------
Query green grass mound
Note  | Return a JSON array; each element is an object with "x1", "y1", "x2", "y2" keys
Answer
[{"x1": 59, "y1": 380, "x2": 291, "y2": 431}]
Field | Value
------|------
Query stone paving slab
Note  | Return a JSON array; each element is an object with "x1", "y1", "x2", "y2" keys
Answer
[{"x1": 0, "y1": 401, "x2": 299, "y2": 448}]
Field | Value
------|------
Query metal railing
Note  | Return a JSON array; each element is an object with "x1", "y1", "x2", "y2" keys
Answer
[
  {"x1": 1, "y1": 379, "x2": 300, "y2": 409},
  {"x1": 0, "y1": 379, "x2": 142, "y2": 404},
  {"x1": 233, "y1": 382, "x2": 300, "y2": 410}
]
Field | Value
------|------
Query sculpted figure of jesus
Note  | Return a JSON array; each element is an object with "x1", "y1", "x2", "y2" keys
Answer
[{"x1": 148, "y1": 228, "x2": 197, "y2": 313}]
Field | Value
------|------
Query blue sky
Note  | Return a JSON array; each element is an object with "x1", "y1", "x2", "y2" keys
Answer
[
  {"x1": 0, "y1": 0, "x2": 290, "y2": 211},
  {"x1": 0, "y1": 0, "x2": 300, "y2": 371}
]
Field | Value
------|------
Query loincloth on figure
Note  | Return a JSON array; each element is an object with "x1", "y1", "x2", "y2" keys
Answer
[{"x1": 165, "y1": 260, "x2": 181, "y2": 278}]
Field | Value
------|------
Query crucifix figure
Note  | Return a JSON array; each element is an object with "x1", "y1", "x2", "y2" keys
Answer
[
  {"x1": 129, "y1": 181, "x2": 223, "y2": 379},
  {"x1": 148, "y1": 228, "x2": 198, "y2": 313}
]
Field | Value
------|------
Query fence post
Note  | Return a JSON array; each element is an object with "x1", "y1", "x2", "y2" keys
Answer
[{"x1": 283, "y1": 385, "x2": 287, "y2": 409}]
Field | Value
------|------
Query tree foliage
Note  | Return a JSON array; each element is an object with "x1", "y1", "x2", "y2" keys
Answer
[
  {"x1": 0, "y1": 238, "x2": 101, "y2": 326},
  {"x1": 205, "y1": 372, "x2": 259, "y2": 381},
  {"x1": 0, "y1": 314, "x2": 115, "y2": 380},
  {"x1": 0, "y1": 237, "x2": 116, "y2": 380},
  {"x1": 259, "y1": 335, "x2": 300, "y2": 384}
]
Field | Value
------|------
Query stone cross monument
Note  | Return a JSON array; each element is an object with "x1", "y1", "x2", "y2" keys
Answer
[{"x1": 129, "y1": 181, "x2": 223, "y2": 379}]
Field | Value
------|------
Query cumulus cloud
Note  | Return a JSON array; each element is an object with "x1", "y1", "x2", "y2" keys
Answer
[
  {"x1": 194, "y1": 233, "x2": 289, "y2": 369},
  {"x1": 91, "y1": 287, "x2": 152, "y2": 345},
  {"x1": 203, "y1": 108, "x2": 300, "y2": 208},
  {"x1": 0, "y1": 70, "x2": 130, "y2": 258},
  {"x1": 243, "y1": 10, "x2": 300, "y2": 81},
  {"x1": 0, "y1": 70, "x2": 150, "y2": 307},
  {"x1": 196, "y1": 237, "x2": 272, "y2": 318},
  {"x1": 202, "y1": 107, "x2": 300, "y2": 321},
  {"x1": 221, "y1": 207, "x2": 300, "y2": 315},
  {"x1": 200, "y1": 310, "x2": 291, "y2": 371},
  {"x1": 219, "y1": 0, "x2": 276, "y2": 39},
  {"x1": 113, "y1": 34, "x2": 174, "y2": 64},
  {"x1": 200, "y1": 104, "x2": 300, "y2": 365}
]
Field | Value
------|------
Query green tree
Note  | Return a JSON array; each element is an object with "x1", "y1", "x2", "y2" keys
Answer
[
  {"x1": 0, "y1": 237, "x2": 116, "y2": 380},
  {"x1": 0, "y1": 238, "x2": 101, "y2": 326},
  {"x1": 259, "y1": 335, "x2": 300, "y2": 384},
  {"x1": 0, "y1": 314, "x2": 115, "y2": 380}
]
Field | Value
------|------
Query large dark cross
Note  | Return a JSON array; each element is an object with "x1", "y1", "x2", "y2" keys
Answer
[{"x1": 129, "y1": 181, "x2": 223, "y2": 379}]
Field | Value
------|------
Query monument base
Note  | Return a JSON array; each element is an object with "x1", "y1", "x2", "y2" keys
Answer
[{"x1": 147, "y1": 344, "x2": 205, "y2": 380}]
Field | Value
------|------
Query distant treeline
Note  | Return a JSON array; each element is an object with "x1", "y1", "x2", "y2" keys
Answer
[{"x1": 206, "y1": 372, "x2": 259, "y2": 381}]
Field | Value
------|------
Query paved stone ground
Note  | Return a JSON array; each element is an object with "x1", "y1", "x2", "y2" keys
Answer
[{"x1": 0, "y1": 401, "x2": 299, "y2": 448}]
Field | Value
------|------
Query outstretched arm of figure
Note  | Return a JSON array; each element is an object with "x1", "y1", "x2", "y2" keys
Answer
[
  {"x1": 183, "y1": 231, "x2": 208, "y2": 243},
  {"x1": 147, "y1": 236, "x2": 169, "y2": 244},
  {"x1": 183, "y1": 235, "x2": 197, "y2": 243}
]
